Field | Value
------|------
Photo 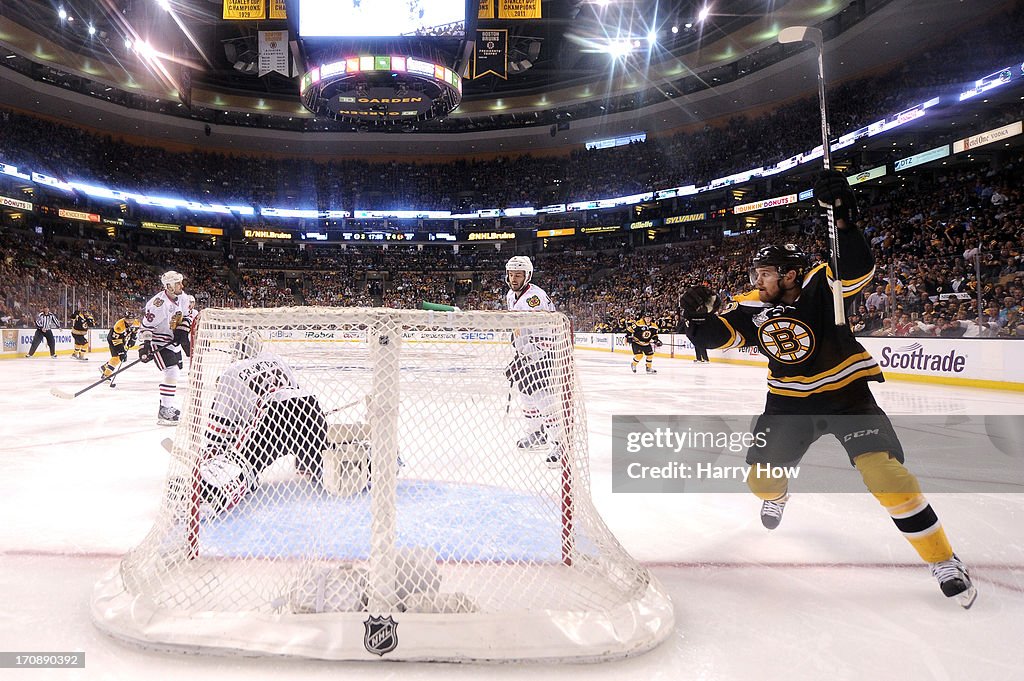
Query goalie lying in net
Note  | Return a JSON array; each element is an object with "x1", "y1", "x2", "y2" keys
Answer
[{"x1": 178, "y1": 331, "x2": 329, "y2": 518}]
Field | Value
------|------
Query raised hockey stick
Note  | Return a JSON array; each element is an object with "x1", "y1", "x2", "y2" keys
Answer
[
  {"x1": 779, "y1": 26, "x2": 845, "y2": 325},
  {"x1": 50, "y1": 344, "x2": 167, "y2": 399}
]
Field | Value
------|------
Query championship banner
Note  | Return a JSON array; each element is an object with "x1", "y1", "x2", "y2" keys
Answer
[
  {"x1": 498, "y1": 0, "x2": 540, "y2": 19},
  {"x1": 269, "y1": 0, "x2": 286, "y2": 19},
  {"x1": 478, "y1": 0, "x2": 494, "y2": 19},
  {"x1": 473, "y1": 29, "x2": 507, "y2": 79},
  {"x1": 259, "y1": 30, "x2": 289, "y2": 77},
  {"x1": 223, "y1": 0, "x2": 266, "y2": 20}
]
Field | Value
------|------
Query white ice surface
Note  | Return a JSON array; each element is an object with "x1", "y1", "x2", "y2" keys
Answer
[{"x1": 1, "y1": 349, "x2": 1022, "y2": 680}]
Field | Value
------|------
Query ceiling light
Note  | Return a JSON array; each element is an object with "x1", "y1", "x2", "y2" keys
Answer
[
  {"x1": 124, "y1": 38, "x2": 133, "y2": 50},
  {"x1": 58, "y1": 7, "x2": 67, "y2": 20},
  {"x1": 88, "y1": 24, "x2": 96, "y2": 36},
  {"x1": 671, "y1": 25, "x2": 679, "y2": 34},
  {"x1": 647, "y1": 31, "x2": 657, "y2": 43},
  {"x1": 698, "y1": 5, "x2": 711, "y2": 22}
]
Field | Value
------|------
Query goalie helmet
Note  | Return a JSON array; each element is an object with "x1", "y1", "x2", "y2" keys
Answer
[
  {"x1": 161, "y1": 270, "x2": 185, "y2": 287},
  {"x1": 233, "y1": 329, "x2": 264, "y2": 360},
  {"x1": 505, "y1": 256, "x2": 534, "y2": 292}
]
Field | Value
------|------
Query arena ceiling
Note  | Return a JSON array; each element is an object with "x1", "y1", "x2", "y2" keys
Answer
[{"x1": 0, "y1": 0, "x2": 1015, "y2": 154}]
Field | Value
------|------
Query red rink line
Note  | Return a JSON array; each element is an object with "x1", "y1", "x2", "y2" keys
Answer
[{"x1": 2, "y1": 548, "x2": 1021, "y2": 580}]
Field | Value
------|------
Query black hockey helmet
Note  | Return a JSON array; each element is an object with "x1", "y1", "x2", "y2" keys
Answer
[{"x1": 752, "y1": 244, "x2": 809, "y2": 275}]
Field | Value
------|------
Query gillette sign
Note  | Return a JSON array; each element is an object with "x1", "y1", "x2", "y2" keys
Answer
[{"x1": 878, "y1": 343, "x2": 966, "y2": 373}]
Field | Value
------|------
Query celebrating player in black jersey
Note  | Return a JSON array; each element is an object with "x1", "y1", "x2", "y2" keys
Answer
[{"x1": 681, "y1": 170, "x2": 975, "y2": 608}]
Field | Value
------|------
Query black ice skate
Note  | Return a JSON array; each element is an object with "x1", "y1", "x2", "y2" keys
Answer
[
  {"x1": 930, "y1": 554, "x2": 977, "y2": 609},
  {"x1": 760, "y1": 494, "x2": 789, "y2": 530}
]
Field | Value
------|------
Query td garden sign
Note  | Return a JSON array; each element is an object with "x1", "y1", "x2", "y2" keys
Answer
[
  {"x1": 330, "y1": 88, "x2": 433, "y2": 118},
  {"x1": 301, "y1": 55, "x2": 462, "y2": 124}
]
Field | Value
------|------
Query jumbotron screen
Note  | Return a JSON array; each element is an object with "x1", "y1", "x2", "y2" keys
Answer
[{"x1": 298, "y1": 0, "x2": 466, "y2": 38}]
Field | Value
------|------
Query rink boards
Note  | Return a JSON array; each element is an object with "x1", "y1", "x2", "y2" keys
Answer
[{"x1": 3, "y1": 326, "x2": 1023, "y2": 390}]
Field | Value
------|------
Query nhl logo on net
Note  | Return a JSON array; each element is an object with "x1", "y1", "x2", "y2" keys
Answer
[{"x1": 363, "y1": 615, "x2": 399, "y2": 656}]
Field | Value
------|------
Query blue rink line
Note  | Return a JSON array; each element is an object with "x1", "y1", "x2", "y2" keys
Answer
[{"x1": 197, "y1": 479, "x2": 582, "y2": 562}]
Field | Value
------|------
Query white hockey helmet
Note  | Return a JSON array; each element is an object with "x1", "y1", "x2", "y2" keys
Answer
[
  {"x1": 161, "y1": 270, "x2": 185, "y2": 287},
  {"x1": 505, "y1": 256, "x2": 533, "y2": 292}
]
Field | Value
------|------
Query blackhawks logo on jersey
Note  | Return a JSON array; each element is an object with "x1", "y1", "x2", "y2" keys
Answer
[
  {"x1": 757, "y1": 317, "x2": 815, "y2": 364},
  {"x1": 526, "y1": 295, "x2": 541, "y2": 308}
]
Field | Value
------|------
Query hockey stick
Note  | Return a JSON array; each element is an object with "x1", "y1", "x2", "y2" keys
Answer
[
  {"x1": 108, "y1": 362, "x2": 127, "y2": 388},
  {"x1": 779, "y1": 26, "x2": 845, "y2": 325},
  {"x1": 50, "y1": 344, "x2": 167, "y2": 399}
]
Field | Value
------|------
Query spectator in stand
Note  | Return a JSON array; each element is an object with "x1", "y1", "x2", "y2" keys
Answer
[{"x1": 865, "y1": 285, "x2": 889, "y2": 314}]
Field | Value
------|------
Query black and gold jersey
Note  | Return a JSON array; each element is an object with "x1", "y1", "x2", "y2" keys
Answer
[
  {"x1": 72, "y1": 311, "x2": 95, "y2": 333},
  {"x1": 625, "y1": 319, "x2": 660, "y2": 347},
  {"x1": 688, "y1": 227, "x2": 879, "y2": 408},
  {"x1": 109, "y1": 318, "x2": 138, "y2": 347}
]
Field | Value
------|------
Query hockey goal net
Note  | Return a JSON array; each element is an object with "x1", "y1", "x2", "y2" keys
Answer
[{"x1": 92, "y1": 307, "x2": 673, "y2": 662}]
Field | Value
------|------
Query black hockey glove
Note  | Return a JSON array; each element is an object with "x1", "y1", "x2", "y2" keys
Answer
[
  {"x1": 139, "y1": 339, "x2": 154, "y2": 363},
  {"x1": 680, "y1": 286, "x2": 717, "y2": 323},
  {"x1": 813, "y1": 169, "x2": 858, "y2": 224},
  {"x1": 653, "y1": 338, "x2": 664, "y2": 347}
]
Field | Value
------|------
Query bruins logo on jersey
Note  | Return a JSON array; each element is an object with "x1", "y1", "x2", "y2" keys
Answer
[
  {"x1": 758, "y1": 317, "x2": 815, "y2": 364},
  {"x1": 526, "y1": 295, "x2": 541, "y2": 308}
]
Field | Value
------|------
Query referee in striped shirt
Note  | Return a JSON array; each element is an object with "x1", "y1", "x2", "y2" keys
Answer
[{"x1": 25, "y1": 306, "x2": 61, "y2": 358}]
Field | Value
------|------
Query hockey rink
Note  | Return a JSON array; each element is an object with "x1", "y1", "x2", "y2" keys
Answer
[{"x1": 1, "y1": 348, "x2": 1022, "y2": 680}]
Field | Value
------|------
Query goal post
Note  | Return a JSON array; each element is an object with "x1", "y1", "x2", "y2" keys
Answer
[{"x1": 92, "y1": 307, "x2": 674, "y2": 662}]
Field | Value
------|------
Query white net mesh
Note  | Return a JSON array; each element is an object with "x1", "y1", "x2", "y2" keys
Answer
[{"x1": 92, "y1": 307, "x2": 673, "y2": 661}]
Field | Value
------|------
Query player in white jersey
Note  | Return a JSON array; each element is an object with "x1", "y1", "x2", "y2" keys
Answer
[
  {"x1": 503, "y1": 256, "x2": 562, "y2": 467},
  {"x1": 138, "y1": 271, "x2": 198, "y2": 425},
  {"x1": 172, "y1": 330, "x2": 328, "y2": 519}
]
